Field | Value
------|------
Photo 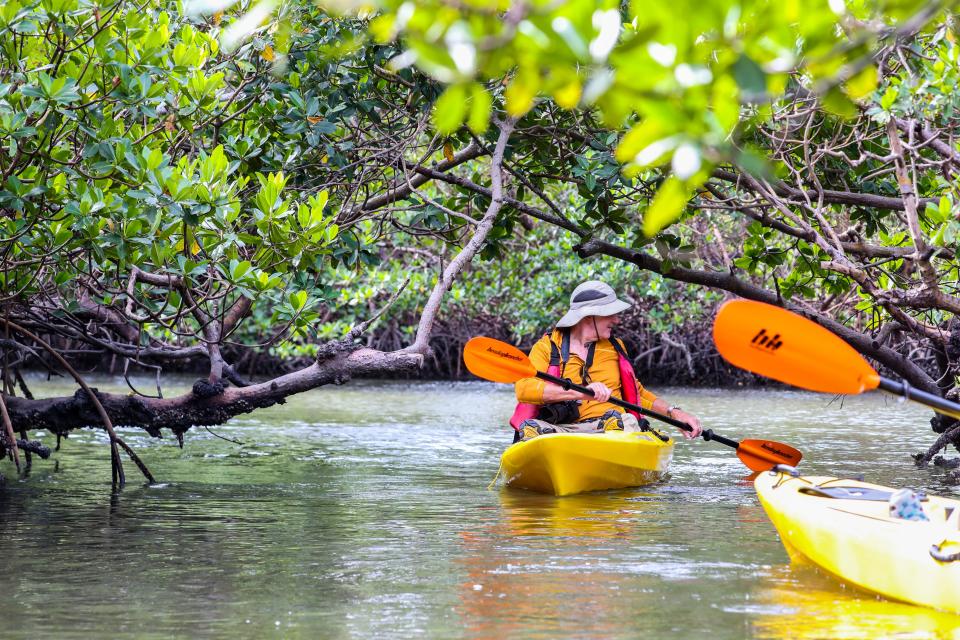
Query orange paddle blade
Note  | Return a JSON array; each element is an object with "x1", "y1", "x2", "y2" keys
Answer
[
  {"x1": 463, "y1": 337, "x2": 537, "y2": 383},
  {"x1": 737, "y1": 439, "x2": 803, "y2": 472},
  {"x1": 713, "y1": 299, "x2": 880, "y2": 394}
]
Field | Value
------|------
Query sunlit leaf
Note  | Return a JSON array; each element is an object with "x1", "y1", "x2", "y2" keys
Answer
[
  {"x1": 821, "y1": 87, "x2": 858, "y2": 118},
  {"x1": 845, "y1": 64, "x2": 877, "y2": 100},
  {"x1": 467, "y1": 83, "x2": 491, "y2": 134},
  {"x1": 643, "y1": 177, "x2": 693, "y2": 237},
  {"x1": 432, "y1": 83, "x2": 468, "y2": 134},
  {"x1": 505, "y1": 70, "x2": 538, "y2": 117}
]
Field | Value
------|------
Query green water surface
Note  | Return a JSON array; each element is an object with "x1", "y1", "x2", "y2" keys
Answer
[{"x1": 2, "y1": 379, "x2": 959, "y2": 639}]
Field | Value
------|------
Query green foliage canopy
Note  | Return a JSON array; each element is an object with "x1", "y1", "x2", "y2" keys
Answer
[{"x1": 367, "y1": 0, "x2": 935, "y2": 233}]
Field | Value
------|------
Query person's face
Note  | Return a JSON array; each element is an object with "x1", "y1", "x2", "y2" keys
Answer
[{"x1": 592, "y1": 314, "x2": 620, "y2": 340}]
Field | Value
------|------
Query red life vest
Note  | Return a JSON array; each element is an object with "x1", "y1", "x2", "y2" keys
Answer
[
  {"x1": 509, "y1": 331, "x2": 641, "y2": 431},
  {"x1": 509, "y1": 336, "x2": 563, "y2": 430},
  {"x1": 611, "y1": 337, "x2": 642, "y2": 422}
]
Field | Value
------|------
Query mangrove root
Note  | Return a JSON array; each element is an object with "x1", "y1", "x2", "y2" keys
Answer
[
  {"x1": 15, "y1": 439, "x2": 51, "y2": 459},
  {"x1": 915, "y1": 423, "x2": 960, "y2": 467},
  {"x1": 933, "y1": 456, "x2": 960, "y2": 469}
]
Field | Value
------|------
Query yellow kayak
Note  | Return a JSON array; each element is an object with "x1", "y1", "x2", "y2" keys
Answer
[
  {"x1": 500, "y1": 430, "x2": 674, "y2": 496},
  {"x1": 755, "y1": 468, "x2": 960, "y2": 614}
]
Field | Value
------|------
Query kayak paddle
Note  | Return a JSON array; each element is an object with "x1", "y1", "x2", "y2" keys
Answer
[
  {"x1": 713, "y1": 299, "x2": 960, "y2": 420},
  {"x1": 463, "y1": 336, "x2": 802, "y2": 472}
]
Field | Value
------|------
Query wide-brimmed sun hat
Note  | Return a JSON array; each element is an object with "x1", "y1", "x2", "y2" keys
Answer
[{"x1": 555, "y1": 280, "x2": 631, "y2": 328}]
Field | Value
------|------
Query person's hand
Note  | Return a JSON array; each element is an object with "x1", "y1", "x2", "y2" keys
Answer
[
  {"x1": 670, "y1": 409, "x2": 702, "y2": 440},
  {"x1": 582, "y1": 382, "x2": 612, "y2": 403}
]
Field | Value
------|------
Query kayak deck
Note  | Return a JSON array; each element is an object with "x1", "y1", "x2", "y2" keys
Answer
[
  {"x1": 501, "y1": 430, "x2": 674, "y2": 496},
  {"x1": 755, "y1": 469, "x2": 960, "y2": 614}
]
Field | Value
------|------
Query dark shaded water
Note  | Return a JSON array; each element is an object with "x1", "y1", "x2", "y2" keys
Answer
[{"x1": 2, "y1": 380, "x2": 959, "y2": 638}]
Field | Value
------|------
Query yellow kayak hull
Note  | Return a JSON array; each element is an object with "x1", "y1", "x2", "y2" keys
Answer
[
  {"x1": 501, "y1": 431, "x2": 674, "y2": 496},
  {"x1": 755, "y1": 470, "x2": 960, "y2": 614}
]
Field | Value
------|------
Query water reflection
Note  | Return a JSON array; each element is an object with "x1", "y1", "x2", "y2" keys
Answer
[
  {"x1": 456, "y1": 488, "x2": 670, "y2": 639},
  {"x1": 493, "y1": 487, "x2": 661, "y2": 537},
  {"x1": 750, "y1": 565, "x2": 960, "y2": 639}
]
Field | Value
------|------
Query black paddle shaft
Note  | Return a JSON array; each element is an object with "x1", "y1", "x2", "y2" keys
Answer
[
  {"x1": 534, "y1": 371, "x2": 741, "y2": 449},
  {"x1": 878, "y1": 377, "x2": 960, "y2": 420}
]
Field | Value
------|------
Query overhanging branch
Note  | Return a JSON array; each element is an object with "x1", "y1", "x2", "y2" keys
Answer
[{"x1": 576, "y1": 237, "x2": 941, "y2": 394}]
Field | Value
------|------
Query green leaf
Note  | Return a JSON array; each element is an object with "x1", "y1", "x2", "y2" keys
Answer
[
  {"x1": 146, "y1": 147, "x2": 164, "y2": 170},
  {"x1": 20, "y1": 85, "x2": 45, "y2": 99},
  {"x1": 325, "y1": 224, "x2": 339, "y2": 243},
  {"x1": 289, "y1": 290, "x2": 307, "y2": 311},
  {"x1": 712, "y1": 76, "x2": 740, "y2": 133},
  {"x1": 731, "y1": 55, "x2": 766, "y2": 96},
  {"x1": 505, "y1": 69, "x2": 539, "y2": 117},
  {"x1": 54, "y1": 228, "x2": 73, "y2": 244},
  {"x1": 643, "y1": 177, "x2": 692, "y2": 237},
  {"x1": 822, "y1": 88, "x2": 858, "y2": 118},
  {"x1": 432, "y1": 84, "x2": 468, "y2": 135},
  {"x1": 315, "y1": 190, "x2": 329, "y2": 211},
  {"x1": 230, "y1": 260, "x2": 252, "y2": 280},
  {"x1": 735, "y1": 148, "x2": 772, "y2": 179},
  {"x1": 467, "y1": 84, "x2": 491, "y2": 135},
  {"x1": 616, "y1": 120, "x2": 668, "y2": 163},
  {"x1": 932, "y1": 222, "x2": 949, "y2": 246},
  {"x1": 844, "y1": 65, "x2": 877, "y2": 100},
  {"x1": 369, "y1": 14, "x2": 396, "y2": 43},
  {"x1": 880, "y1": 86, "x2": 898, "y2": 111},
  {"x1": 550, "y1": 15, "x2": 588, "y2": 59}
]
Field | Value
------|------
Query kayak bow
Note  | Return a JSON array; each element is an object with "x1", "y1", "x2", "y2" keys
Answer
[
  {"x1": 756, "y1": 467, "x2": 960, "y2": 614},
  {"x1": 500, "y1": 430, "x2": 674, "y2": 496}
]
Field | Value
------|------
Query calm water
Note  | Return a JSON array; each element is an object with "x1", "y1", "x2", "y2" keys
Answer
[{"x1": 2, "y1": 379, "x2": 959, "y2": 639}]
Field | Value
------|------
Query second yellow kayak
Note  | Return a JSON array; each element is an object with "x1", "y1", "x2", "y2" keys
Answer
[
  {"x1": 756, "y1": 468, "x2": 960, "y2": 614},
  {"x1": 500, "y1": 430, "x2": 674, "y2": 496}
]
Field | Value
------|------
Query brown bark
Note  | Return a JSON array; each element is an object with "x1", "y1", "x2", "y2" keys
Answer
[{"x1": 3, "y1": 347, "x2": 422, "y2": 436}]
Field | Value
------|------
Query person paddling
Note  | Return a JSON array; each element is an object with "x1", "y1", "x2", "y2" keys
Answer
[{"x1": 512, "y1": 280, "x2": 703, "y2": 442}]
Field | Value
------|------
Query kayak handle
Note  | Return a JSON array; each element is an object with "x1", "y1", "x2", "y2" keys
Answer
[
  {"x1": 930, "y1": 542, "x2": 960, "y2": 563},
  {"x1": 771, "y1": 464, "x2": 801, "y2": 477}
]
